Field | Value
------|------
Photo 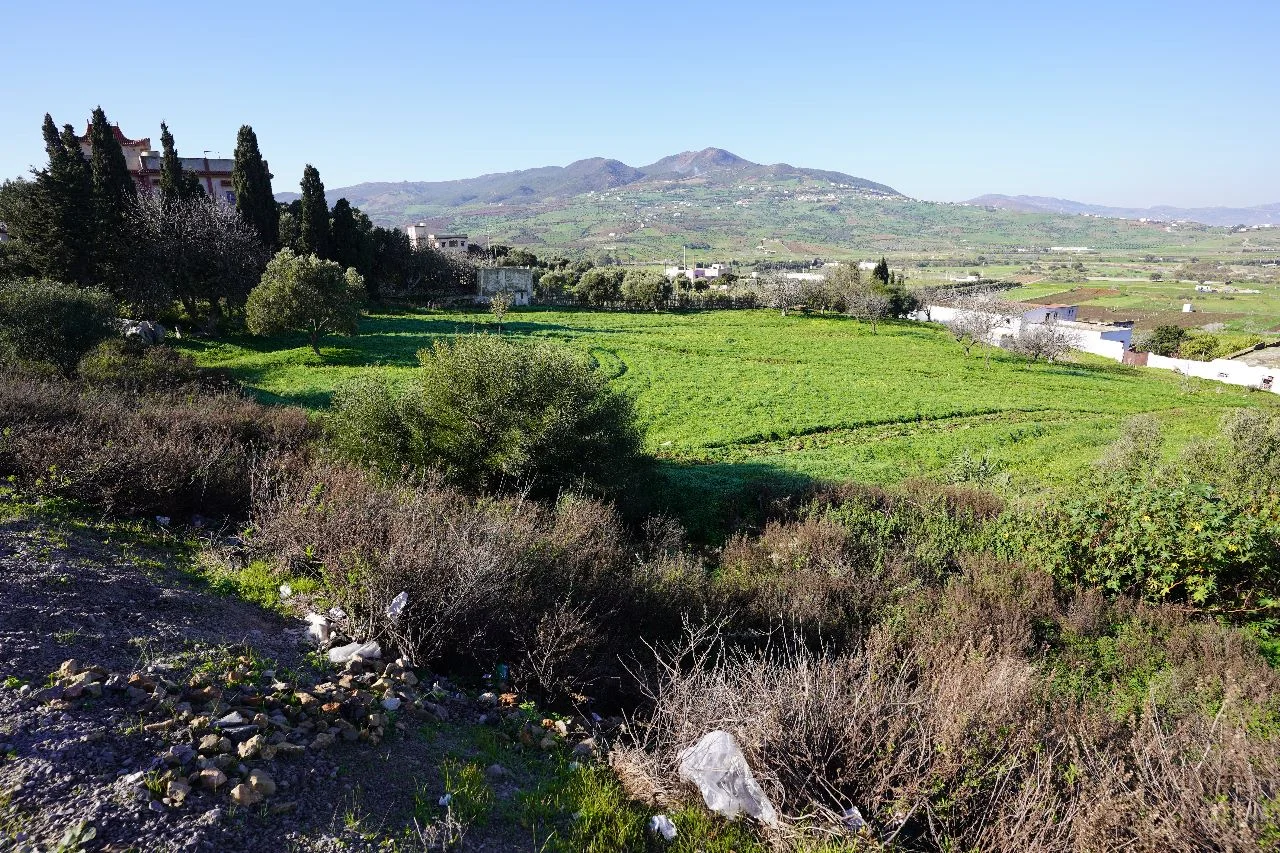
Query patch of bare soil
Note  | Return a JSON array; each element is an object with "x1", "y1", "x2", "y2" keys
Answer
[
  {"x1": 0, "y1": 517, "x2": 588, "y2": 852},
  {"x1": 1024, "y1": 287, "x2": 1120, "y2": 304}
]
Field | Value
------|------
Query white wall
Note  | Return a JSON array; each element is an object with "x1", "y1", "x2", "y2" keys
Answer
[{"x1": 1145, "y1": 353, "x2": 1279, "y2": 393}]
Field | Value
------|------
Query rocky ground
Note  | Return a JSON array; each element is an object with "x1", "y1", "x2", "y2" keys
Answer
[{"x1": 0, "y1": 515, "x2": 603, "y2": 853}]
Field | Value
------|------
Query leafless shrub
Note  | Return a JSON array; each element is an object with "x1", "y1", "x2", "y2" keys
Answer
[
  {"x1": 616, "y1": 564, "x2": 1280, "y2": 852},
  {"x1": 1007, "y1": 316, "x2": 1079, "y2": 363},
  {"x1": 250, "y1": 457, "x2": 708, "y2": 699},
  {"x1": 0, "y1": 374, "x2": 311, "y2": 518}
]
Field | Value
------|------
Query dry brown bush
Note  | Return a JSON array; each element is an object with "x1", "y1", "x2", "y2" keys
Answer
[
  {"x1": 0, "y1": 374, "x2": 311, "y2": 518},
  {"x1": 250, "y1": 457, "x2": 709, "y2": 700},
  {"x1": 615, "y1": 562, "x2": 1280, "y2": 852}
]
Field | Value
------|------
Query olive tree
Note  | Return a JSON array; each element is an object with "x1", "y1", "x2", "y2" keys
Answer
[
  {"x1": 489, "y1": 289, "x2": 513, "y2": 333},
  {"x1": 246, "y1": 249, "x2": 363, "y2": 354}
]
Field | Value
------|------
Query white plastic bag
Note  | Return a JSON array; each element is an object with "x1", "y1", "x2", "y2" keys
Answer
[
  {"x1": 385, "y1": 591, "x2": 408, "y2": 622},
  {"x1": 677, "y1": 730, "x2": 778, "y2": 826},
  {"x1": 328, "y1": 640, "x2": 382, "y2": 664},
  {"x1": 648, "y1": 814, "x2": 678, "y2": 841}
]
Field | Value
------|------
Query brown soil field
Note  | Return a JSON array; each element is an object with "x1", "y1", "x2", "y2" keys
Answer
[
  {"x1": 1026, "y1": 287, "x2": 1120, "y2": 304},
  {"x1": 1075, "y1": 305, "x2": 1245, "y2": 330}
]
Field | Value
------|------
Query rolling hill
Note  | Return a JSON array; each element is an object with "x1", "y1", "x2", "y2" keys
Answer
[
  {"x1": 276, "y1": 147, "x2": 900, "y2": 218},
  {"x1": 274, "y1": 148, "x2": 1280, "y2": 261},
  {"x1": 967, "y1": 194, "x2": 1280, "y2": 227}
]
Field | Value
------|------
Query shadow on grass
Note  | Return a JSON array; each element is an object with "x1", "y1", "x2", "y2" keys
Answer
[{"x1": 636, "y1": 459, "x2": 821, "y2": 545}]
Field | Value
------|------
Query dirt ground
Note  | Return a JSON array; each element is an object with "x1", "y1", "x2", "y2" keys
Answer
[{"x1": 0, "y1": 516, "x2": 576, "y2": 852}]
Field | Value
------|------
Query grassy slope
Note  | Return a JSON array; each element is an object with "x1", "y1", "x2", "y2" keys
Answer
[
  {"x1": 182, "y1": 308, "x2": 1280, "y2": 498},
  {"x1": 363, "y1": 171, "x2": 1280, "y2": 263}
]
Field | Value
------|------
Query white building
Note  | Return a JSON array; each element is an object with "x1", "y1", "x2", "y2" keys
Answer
[
  {"x1": 915, "y1": 303, "x2": 1132, "y2": 361},
  {"x1": 665, "y1": 263, "x2": 729, "y2": 281},
  {"x1": 478, "y1": 267, "x2": 533, "y2": 306},
  {"x1": 406, "y1": 224, "x2": 469, "y2": 254}
]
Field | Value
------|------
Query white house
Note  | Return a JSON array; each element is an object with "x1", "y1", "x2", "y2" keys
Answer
[
  {"x1": 406, "y1": 224, "x2": 470, "y2": 254},
  {"x1": 477, "y1": 267, "x2": 533, "y2": 306},
  {"x1": 665, "y1": 263, "x2": 729, "y2": 281},
  {"x1": 914, "y1": 303, "x2": 1131, "y2": 361}
]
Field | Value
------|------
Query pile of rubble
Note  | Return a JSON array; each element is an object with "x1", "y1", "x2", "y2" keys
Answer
[
  {"x1": 23, "y1": 635, "x2": 604, "y2": 818},
  {"x1": 26, "y1": 646, "x2": 433, "y2": 813}
]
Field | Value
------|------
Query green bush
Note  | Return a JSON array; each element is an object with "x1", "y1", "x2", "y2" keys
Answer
[
  {"x1": 328, "y1": 335, "x2": 645, "y2": 497},
  {"x1": 1008, "y1": 414, "x2": 1280, "y2": 611},
  {"x1": 245, "y1": 249, "x2": 363, "y2": 354},
  {"x1": 77, "y1": 339, "x2": 203, "y2": 391},
  {"x1": 0, "y1": 278, "x2": 117, "y2": 375}
]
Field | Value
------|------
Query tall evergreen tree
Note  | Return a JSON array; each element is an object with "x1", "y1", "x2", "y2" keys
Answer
[
  {"x1": 872, "y1": 257, "x2": 891, "y2": 288},
  {"x1": 297, "y1": 164, "x2": 330, "y2": 260},
  {"x1": 87, "y1": 106, "x2": 138, "y2": 295},
  {"x1": 329, "y1": 198, "x2": 361, "y2": 271},
  {"x1": 158, "y1": 122, "x2": 203, "y2": 203},
  {"x1": 14, "y1": 116, "x2": 94, "y2": 284},
  {"x1": 232, "y1": 125, "x2": 278, "y2": 247}
]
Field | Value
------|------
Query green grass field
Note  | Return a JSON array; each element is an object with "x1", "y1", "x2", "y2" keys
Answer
[{"x1": 182, "y1": 308, "x2": 1280, "y2": 522}]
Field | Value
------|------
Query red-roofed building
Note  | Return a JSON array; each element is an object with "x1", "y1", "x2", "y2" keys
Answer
[{"x1": 77, "y1": 124, "x2": 244, "y2": 203}]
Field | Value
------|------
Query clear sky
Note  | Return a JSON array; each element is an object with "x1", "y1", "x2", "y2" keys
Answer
[{"x1": 2, "y1": 0, "x2": 1276, "y2": 208}]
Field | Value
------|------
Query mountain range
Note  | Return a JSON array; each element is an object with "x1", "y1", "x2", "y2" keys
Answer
[
  {"x1": 272, "y1": 148, "x2": 1280, "y2": 259},
  {"x1": 965, "y1": 194, "x2": 1280, "y2": 228},
  {"x1": 275, "y1": 147, "x2": 900, "y2": 223}
]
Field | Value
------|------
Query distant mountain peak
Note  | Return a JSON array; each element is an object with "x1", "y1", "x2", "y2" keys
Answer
[
  {"x1": 643, "y1": 147, "x2": 755, "y2": 176},
  {"x1": 275, "y1": 148, "x2": 902, "y2": 223}
]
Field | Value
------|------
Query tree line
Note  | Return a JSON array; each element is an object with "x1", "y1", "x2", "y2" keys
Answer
[{"x1": 0, "y1": 107, "x2": 481, "y2": 330}]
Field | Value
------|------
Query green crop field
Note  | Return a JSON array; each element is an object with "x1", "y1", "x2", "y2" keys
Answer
[{"x1": 182, "y1": 307, "x2": 1280, "y2": 528}]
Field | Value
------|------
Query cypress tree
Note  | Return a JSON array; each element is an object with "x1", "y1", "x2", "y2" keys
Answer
[
  {"x1": 329, "y1": 198, "x2": 360, "y2": 270},
  {"x1": 158, "y1": 122, "x2": 203, "y2": 202},
  {"x1": 17, "y1": 115, "x2": 94, "y2": 284},
  {"x1": 297, "y1": 164, "x2": 330, "y2": 260},
  {"x1": 232, "y1": 125, "x2": 278, "y2": 247},
  {"x1": 87, "y1": 106, "x2": 138, "y2": 294},
  {"x1": 158, "y1": 122, "x2": 182, "y2": 202},
  {"x1": 872, "y1": 257, "x2": 890, "y2": 288}
]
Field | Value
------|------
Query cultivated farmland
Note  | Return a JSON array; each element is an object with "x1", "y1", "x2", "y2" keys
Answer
[{"x1": 182, "y1": 308, "x2": 1280, "y2": 520}]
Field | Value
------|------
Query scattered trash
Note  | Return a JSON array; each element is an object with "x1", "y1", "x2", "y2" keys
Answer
[
  {"x1": 842, "y1": 806, "x2": 866, "y2": 832},
  {"x1": 155, "y1": 516, "x2": 171, "y2": 527},
  {"x1": 385, "y1": 591, "x2": 408, "y2": 622},
  {"x1": 328, "y1": 606, "x2": 347, "y2": 620},
  {"x1": 304, "y1": 613, "x2": 330, "y2": 644},
  {"x1": 279, "y1": 584, "x2": 293, "y2": 599},
  {"x1": 213, "y1": 711, "x2": 246, "y2": 728},
  {"x1": 677, "y1": 730, "x2": 778, "y2": 826},
  {"x1": 328, "y1": 641, "x2": 381, "y2": 664},
  {"x1": 438, "y1": 793, "x2": 452, "y2": 807},
  {"x1": 648, "y1": 814, "x2": 678, "y2": 841}
]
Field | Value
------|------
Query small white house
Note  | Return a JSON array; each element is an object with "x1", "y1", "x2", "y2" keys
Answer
[
  {"x1": 477, "y1": 267, "x2": 533, "y2": 306},
  {"x1": 665, "y1": 263, "x2": 729, "y2": 281}
]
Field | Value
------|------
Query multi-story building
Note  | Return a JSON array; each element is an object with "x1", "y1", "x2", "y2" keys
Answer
[
  {"x1": 405, "y1": 224, "x2": 470, "y2": 254},
  {"x1": 76, "y1": 124, "x2": 247, "y2": 203}
]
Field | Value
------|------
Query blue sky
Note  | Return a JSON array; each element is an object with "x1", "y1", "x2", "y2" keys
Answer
[{"x1": 2, "y1": 0, "x2": 1276, "y2": 207}]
